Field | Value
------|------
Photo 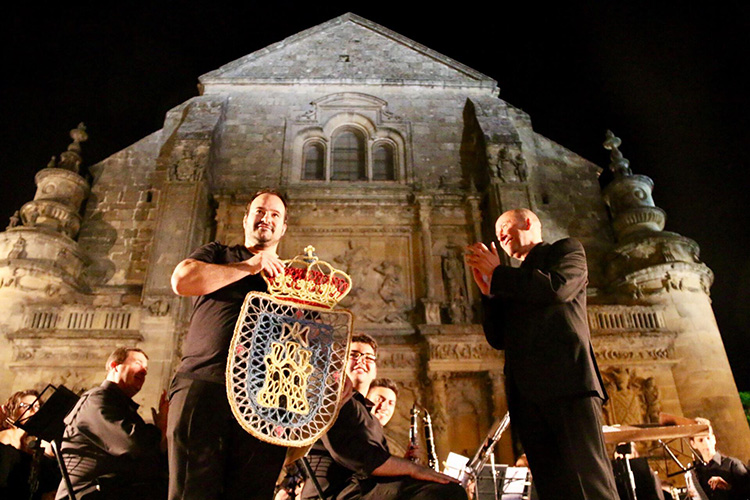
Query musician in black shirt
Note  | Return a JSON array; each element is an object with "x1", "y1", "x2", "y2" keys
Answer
[
  {"x1": 168, "y1": 190, "x2": 289, "y2": 500},
  {"x1": 55, "y1": 347, "x2": 167, "y2": 500},
  {"x1": 302, "y1": 334, "x2": 466, "y2": 500}
]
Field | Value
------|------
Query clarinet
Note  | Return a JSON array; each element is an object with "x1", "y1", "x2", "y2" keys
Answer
[
  {"x1": 422, "y1": 409, "x2": 439, "y2": 471},
  {"x1": 409, "y1": 403, "x2": 420, "y2": 462}
]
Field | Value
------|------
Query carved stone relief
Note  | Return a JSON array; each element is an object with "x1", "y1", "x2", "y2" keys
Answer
[
  {"x1": 377, "y1": 349, "x2": 420, "y2": 370},
  {"x1": 595, "y1": 345, "x2": 672, "y2": 363},
  {"x1": 616, "y1": 264, "x2": 713, "y2": 300},
  {"x1": 606, "y1": 233, "x2": 713, "y2": 298},
  {"x1": 0, "y1": 266, "x2": 62, "y2": 297},
  {"x1": 488, "y1": 143, "x2": 528, "y2": 183},
  {"x1": 601, "y1": 367, "x2": 662, "y2": 425},
  {"x1": 145, "y1": 298, "x2": 171, "y2": 317},
  {"x1": 429, "y1": 341, "x2": 502, "y2": 361},
  {"x1": 332, "y1": 240, "x2": 412, "y2": 324},
  {"x1": 8, "y1": 236, "x2": 27, "y2": 259},
  {"x1": 167, "y1": 144, "x2": 210, "y2": 182}
]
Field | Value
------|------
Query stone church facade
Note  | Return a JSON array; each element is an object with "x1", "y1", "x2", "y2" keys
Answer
[{"x1": 1, "y1": 13, "x2": 748, "y2": 465}]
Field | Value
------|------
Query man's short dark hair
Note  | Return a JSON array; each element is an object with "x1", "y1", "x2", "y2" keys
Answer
[
  {"x1": 351, "y1": 333, "x2": 378, "y2": 357},
  {"x1": 370, "y1": 378, "x2": 399, "y2": 397},
  {"x1": 105, "y1": 347, "x2": 147, "y2": 371},
  {"x1": 246, "y1": 188, "x2": 289, "y2": 221}
]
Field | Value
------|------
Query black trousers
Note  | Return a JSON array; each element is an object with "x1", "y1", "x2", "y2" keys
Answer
[
  {"x1": 167, "y1": 376, "x2": 287, "y2": 500},
  {"x1": 509, "y1": 385, "x2": 618, "y2": 500}
]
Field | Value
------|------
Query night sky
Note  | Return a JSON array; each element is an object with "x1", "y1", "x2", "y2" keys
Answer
[{"x1": 2, "y1": 4, "x2": 748, "y2": 390}]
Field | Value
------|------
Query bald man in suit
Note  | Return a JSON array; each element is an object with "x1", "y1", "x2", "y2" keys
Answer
[{"x1": 466, "y1": 208, "x2": 617, "y2": 500}]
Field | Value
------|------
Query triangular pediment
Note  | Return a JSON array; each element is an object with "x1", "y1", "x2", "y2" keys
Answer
[{"x1": 200, "y1": 13, "x2": 496, "y2": 89}]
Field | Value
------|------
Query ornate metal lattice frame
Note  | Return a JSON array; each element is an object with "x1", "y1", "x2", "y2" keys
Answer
[{"x1": 227, "y1": 292, "x2": 353, "y2": 447}]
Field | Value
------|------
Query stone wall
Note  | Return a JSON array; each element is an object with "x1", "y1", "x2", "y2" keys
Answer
[{"x1": 78, "y1": 132, "x2": 163, "y2": 293}]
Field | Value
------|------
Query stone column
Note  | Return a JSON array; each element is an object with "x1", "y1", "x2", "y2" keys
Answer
[
  {"x1": 488, "y1": 369, "x2": 514, "y2": 463},
  {"x1": 417, "y1": 195, "x2": 440, "y2": 324},
  {"x1": 428, "y1": 371, "x2": 450, "y2": 464}
]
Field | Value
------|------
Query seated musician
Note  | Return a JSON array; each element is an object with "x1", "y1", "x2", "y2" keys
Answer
[
  {"x1": 0, "y1": 390, "x2": 61, "y2": 499},
  {"x1": 367, "y1": 378, "x2": 421, "y2": 462},
  {"x1": 301, "y1": 333, "x2": 466, "y2": 500},
  {"x1": 55, "y1": 347, "x2": 168, "y2": 500},
  {"x1": 688, "y1": 417, "x2": 750, "y2": 500}
]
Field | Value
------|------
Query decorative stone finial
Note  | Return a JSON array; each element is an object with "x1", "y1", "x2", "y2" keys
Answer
[
  {"x1": 603, "y1": 130, "x2": 632, "y2": 177},
  {"x1": 57, "y1": 123, "x2": 88, "y2": 173},
  {"x1": 14, "y1": 123, "x2": 91, "y2": 238},
  {"x1": 6, "y1": 211, "x2": 20, "y2": 230}
]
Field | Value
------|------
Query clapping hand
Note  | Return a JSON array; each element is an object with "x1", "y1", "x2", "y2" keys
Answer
[{"x1": 465, "y1": 242, "x2": 501, "y2": 295}]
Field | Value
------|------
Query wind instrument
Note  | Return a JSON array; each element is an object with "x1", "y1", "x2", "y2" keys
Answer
[
  {"x1": 409, "y1": 403, "x2": 420, "y2": 463},
  {"x1": 422, "y1": 409, "x2": 439, "y2": 471}
]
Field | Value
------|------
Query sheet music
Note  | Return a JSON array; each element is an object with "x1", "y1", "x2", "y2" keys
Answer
[
  {"x1": 503, "y1": 466, "x2": 528, "y2": 494},
  {"x1": 443, "y1": 452, "x2": 470, "y2": 480}
]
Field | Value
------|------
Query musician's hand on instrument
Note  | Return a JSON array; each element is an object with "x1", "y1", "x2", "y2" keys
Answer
[
  {"x1": 708, "y1": 476, "x2": 731, "y2": 490},
  {"x1": 405, "y1": 443, "x2": 420, "y2": 462},
  {"x1": 247, "y1": 252, "x2": 285, "y2": 278}
]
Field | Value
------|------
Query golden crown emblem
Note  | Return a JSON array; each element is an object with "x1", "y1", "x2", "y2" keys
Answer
[{"x1": 263, "y1": 246, "x2": 352, "y2": 309}]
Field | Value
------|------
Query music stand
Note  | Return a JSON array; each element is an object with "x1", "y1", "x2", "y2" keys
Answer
[{"x1": 18, "y1": 384, "x2": 80, "y2": 500}]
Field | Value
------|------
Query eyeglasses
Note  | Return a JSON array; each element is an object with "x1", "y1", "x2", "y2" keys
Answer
[
  {"x1": 349, "y1": 351, "x2": 377, "y2": 364},
  {"x1": 19, "y1": 402, "x2": 40, "y2": 410}
]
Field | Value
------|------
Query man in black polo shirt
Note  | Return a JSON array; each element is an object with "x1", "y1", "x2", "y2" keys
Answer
[
  {"x1": 168, "y1": 189, "x2": 289, "y2": 500},
  {"x1": 302, "y1": 333, "x2": 466, "y2": 500}
]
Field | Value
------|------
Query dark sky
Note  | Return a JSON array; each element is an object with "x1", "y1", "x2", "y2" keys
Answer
[{"x1": 2, "y1": 3, "x2": 748, "y2": 389}]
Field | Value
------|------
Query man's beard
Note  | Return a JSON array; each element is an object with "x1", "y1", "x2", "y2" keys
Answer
[{"x1": 248, "y1": 226, "x2": 276, "y2": 247}]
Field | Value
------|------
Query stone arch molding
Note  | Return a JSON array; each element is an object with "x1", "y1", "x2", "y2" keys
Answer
[{"x1": 285, "y1": 92, "x2": 411, "y2": 183}]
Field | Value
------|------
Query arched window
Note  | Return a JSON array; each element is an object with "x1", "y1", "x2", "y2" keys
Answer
[
  {"x1": 302, "y1": 142, "x2": 325, "y2": 180},
  {"x1": 372, "y1": 143, "x2": 395, "y2": 181},
  {"x1": 332, "y1": 130, "x2": 366, "y2": 181}
]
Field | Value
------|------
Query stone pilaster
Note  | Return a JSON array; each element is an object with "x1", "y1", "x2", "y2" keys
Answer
[
  {"x1": 417, "y1": 195, "x2": 440, "y2": 325},
  {"x1": 488, "y1": 369, "x2": 514, "y2": 463},
  {"x1": 141, "y1": 96, "x2": 226, "y2": 391},
  {"x1": 428, "y1": 371, "x2": 450, "y2": 464}
]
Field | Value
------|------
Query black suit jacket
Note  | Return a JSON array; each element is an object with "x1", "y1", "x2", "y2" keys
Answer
[{"x1": 482, "y1": 238, "x2": 607, "y2": 403}]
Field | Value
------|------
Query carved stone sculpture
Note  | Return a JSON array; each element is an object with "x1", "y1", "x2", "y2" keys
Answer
[{"x1": 442, "y1": 246, "x2": 470, "y2": 324}]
